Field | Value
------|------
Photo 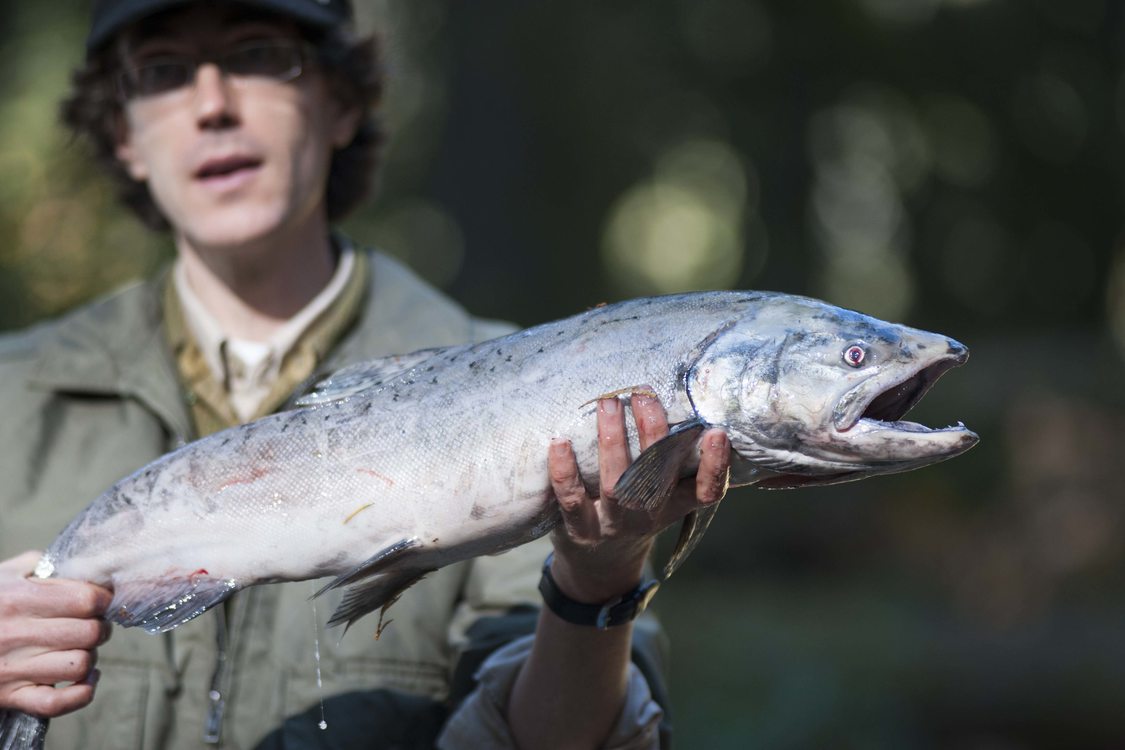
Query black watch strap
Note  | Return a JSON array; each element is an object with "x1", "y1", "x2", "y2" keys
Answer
[{"x1": 538, "y1": 553, "x2": 660, "y2": 630}]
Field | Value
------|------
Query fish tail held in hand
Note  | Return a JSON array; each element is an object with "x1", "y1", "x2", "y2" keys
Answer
[{"x1": 0, "y1": 709, "x2": 48, "y2": 750}]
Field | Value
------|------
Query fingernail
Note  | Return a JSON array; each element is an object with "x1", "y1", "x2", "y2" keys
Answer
[{"x1": 600, "y1": 397, "x2": 620, "y2": 414}]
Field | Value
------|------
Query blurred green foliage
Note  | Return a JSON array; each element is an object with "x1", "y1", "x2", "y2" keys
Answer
[{"x1": 2, "y1": 0, "x2": 1124, "y2": 747}]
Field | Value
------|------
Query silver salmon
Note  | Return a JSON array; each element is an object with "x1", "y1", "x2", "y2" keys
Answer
[{"x1": 1, "y1": 291, "x2": 978, "y2": 749}]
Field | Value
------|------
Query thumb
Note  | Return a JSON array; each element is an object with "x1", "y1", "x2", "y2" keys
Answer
[{"x1": 0, "y1": 550, "x2": 44, "y2": 577}]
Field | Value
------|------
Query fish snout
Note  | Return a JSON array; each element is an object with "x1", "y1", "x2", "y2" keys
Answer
[{"x1": 945, "y1": 338, "x2": 969, "y2": 364}]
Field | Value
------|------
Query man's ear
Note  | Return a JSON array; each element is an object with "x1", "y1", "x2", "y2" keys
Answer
[
  {"x1": 113, "y1": 111, "x2": 149, "y2": 181},
  {"x1": 331, "y1": 103, "x2": 363, "y2": 150}
]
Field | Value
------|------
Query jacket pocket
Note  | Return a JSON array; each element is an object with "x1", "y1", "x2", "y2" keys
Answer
[{"x1": 47, "y1": 660, "x2": 151, "y2": 750}]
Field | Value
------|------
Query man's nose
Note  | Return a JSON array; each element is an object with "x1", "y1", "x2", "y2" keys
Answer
[{"x1": 193, "y1": 63, "x2": 238, "y2": 128}]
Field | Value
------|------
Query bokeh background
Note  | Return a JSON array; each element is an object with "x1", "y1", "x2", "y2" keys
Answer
[{"x1": 2, "y1": 0, "x2": 1124, "y2": 747}]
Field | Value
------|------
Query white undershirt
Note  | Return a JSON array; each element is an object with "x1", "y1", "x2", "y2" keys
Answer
[{"x1": 173, "y1": 246, "x2": 356, "y2": 421}]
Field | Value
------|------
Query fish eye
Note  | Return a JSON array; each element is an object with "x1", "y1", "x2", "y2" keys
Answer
[{"x1": 843, "y1": 344, "x2": 866, "y2": 367}]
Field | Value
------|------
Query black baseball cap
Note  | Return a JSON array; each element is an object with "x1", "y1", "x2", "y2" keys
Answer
[{"x1": 86, "y1": 0, "x2": 353, "y2": 52}]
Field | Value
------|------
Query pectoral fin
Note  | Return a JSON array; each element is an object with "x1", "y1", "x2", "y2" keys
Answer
[
  {"x1": 660, "y1": 500, "x2": 722, "y2": 581},
  {"x1": 613, "y1": 419, "x2": 706, "y2": 511}
]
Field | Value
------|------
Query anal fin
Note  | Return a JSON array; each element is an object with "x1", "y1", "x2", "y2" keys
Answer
[
  {"x1": 613, "y1": 419, "x2": 706, "y2": 511},
  {"x1": 315, "y1": 537, "x2": 431, "y2": 633},
  {"x1": 327, "y1": 568, "x2": 435, "y2": 633},
  {"x1": 314, "y1": 537, "x2": 420, "y2": 597}
]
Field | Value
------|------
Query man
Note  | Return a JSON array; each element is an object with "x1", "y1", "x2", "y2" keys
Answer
[{"x1": 0, "y1": 1, "x2": 730, "y2": 748}]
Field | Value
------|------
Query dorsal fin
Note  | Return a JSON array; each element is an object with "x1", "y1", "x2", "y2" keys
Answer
[{"x1": 296, "y1": 345, "x2": 467, "y2": 407}]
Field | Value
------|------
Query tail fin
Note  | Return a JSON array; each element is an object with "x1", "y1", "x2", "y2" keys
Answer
[{"x1": 0, "y1": 710, "x2": 48, "y2": 750}]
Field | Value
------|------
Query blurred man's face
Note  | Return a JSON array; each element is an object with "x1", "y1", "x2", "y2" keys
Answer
[{"x1": 114, "y1": 5, "x2": 359, "y2": 251}]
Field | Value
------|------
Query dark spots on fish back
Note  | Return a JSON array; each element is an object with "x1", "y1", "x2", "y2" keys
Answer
[
  {"x1": 674, "y1": 361, "x2": 691, "y2": 386},
  {"x1": 595, "y1": 314, "x2": 643, "y2": 328},
  {"x1": 759, "y1": 356, "x2": 781, "y2": 385},
  {"x1": 470, "y1": 503, "x2": 488, "y2": 520},
  {"x1": 110, "y1": 490, "x2": 137, "y2": 509}
]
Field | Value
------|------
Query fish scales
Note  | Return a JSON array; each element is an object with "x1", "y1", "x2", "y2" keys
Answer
[{"x1": 47, "y1": 295, "x2": 756, "y2": 592}]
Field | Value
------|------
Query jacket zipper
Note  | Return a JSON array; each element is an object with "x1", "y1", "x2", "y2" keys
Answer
[{"x1": 203, "y1": 604, "x2": 229, "y2": 744}]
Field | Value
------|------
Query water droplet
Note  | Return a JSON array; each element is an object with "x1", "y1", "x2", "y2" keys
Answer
[{"x1": 310, "y1": 582, "x2": 327, "y2": 733}]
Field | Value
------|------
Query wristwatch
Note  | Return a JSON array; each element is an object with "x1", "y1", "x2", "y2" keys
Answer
[{"x1": 538, "y1": 553, "x2": 661, "y2": 630}]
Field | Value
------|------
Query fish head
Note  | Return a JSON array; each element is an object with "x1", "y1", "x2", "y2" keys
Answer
[{"x1": 688, "y1": 295, "x2": 979, "y2": 488}]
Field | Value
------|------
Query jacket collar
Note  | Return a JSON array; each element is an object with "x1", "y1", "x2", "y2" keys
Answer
[
  {"x1": 318, "y1": 251, "x2": 477, "y2": 375},
  {"x1": 27, "y1": 248, "x2": 476, "y2": 439},
  {"x1": 30, "y1": 269, "x2": 194, "y2": 441}
]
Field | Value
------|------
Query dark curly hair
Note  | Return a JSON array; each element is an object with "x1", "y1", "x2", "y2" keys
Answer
[{"x1": 60, "y1": 20, "x2": 384, "y2": 230}]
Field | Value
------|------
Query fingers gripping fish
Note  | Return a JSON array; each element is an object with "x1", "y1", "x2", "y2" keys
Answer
[{"x1": 0, "y1": 291, "x2": 978, "y2": 749}]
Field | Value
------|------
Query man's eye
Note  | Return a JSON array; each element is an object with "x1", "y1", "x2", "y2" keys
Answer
[
  {"x1": 134, "y1": 61, "x2": 192, "y2": 95},
  {"x1": 224, "y1": 42, "x2": 301, "y2": 78}
]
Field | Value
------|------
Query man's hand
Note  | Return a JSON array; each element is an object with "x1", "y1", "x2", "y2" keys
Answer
[
  {"x1": 547, "y1": 391, "x2": 731, "y2": 603},
  {"x1": 0, "y1": 551, "x2": 112, "y2": 718}
]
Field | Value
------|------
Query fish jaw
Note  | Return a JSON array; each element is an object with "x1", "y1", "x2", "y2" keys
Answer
[
  {"x1": 755, "y1": 335, "x2": 979, "y2": 488},
  {"x1": 824, "y1": 335, "x2": 978, "y2": 458}
]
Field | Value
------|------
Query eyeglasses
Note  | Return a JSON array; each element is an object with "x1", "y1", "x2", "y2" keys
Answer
[{"x1": 117, "y1": 38, "x2": 309, "y2": 100}]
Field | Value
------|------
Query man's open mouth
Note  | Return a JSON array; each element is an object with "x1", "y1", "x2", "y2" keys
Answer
[{"x1": 195, "y1": 156, "x2": 263, "y2": 181}]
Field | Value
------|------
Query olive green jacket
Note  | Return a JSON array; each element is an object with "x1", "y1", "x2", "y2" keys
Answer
[{"x1": 0, "y1": 250, "x2": 554, "y2": 749}]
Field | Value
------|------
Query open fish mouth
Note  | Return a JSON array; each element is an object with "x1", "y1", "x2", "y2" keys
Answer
[
  {"x1": 833, "y1": 341, "x2": 971, "y2": 436},
  {"x1": 754, "y1": 340, "x2": 977, "y2": 490}
]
